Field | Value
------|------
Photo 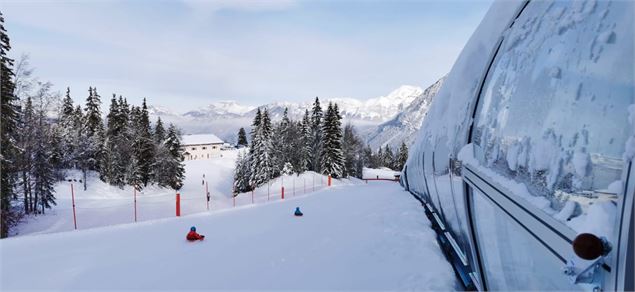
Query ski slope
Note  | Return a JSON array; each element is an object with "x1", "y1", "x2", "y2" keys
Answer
[{"x1": 0, "y1": 182, "x2": 457, "y2": 290}]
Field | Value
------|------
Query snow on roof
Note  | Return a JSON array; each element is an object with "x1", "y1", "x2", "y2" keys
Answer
[{"x1": 181, "y1": 134, "x2": 223, "y2": 145}]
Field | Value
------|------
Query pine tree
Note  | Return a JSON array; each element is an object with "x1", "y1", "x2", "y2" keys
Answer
[
  {"x1": 102, "y1": 94, "x2": 128, "y2": 187},
  {"x1": 58, "y1": 87, "x2": 76, "y2": 168},
  {"x1": 309, "y1": 97, "x2": 323, "y2": 172},
  {"x1": 115, "y1": 96, "x2": 132, "y2": 187},
  {"x1": 139, "y1": 99, "x2": 155, "y2": 185},
  {"x1": 282, "y1": 162, "x2": 294, "y2": 175},
  {"x1": 233, "y1": 151, "x2": 251, "y2": 194},
  {"x1": 237, "y1": 127, "x2": 248, "y2": 147},
  {"x1": 0, "y1": 11, "x2": 20, "y2": 237},
  {"x1": 49, "y1": 125, "x2": 64, "y2": 180},
  {"x1": 17, "y1": 96, "x2": 35, "y2": 214},
  {"x1": 128, "y1": 99, "x2": 155, "y2": 188},
  {"x1": 250, "y1": 108, "x2": 262, "y2": 148},
  {"x1": 151, "y1": 117, "x2": 168, "y2": 188},
  {"x1": 80, "y1": 87, "x2": 104, "y2": 190},
  {"x1": 31, "y1": 112, "x2": 56, "y2": 214},
  {"x1": 20, "y1": 82, "x2": 59, "y2": 215},
  {"x1": 383, "y1": 146, "x2": 395, "y2": 170},
  {"x1": 249, "y1": 108, "x2": 275, "y2": 186},
  {"x1": 320, "y1": 103, "x2": 345, "y2": 178},
  {"x1": 272, "y1": 107, "x2": 292, "y2": 176},
  {"x1": 297, "y1": 109, "x2": 311, "y2": 173},
  {"x1": 396, "y1": 142, "x2": 408, "y2": 170},
  {"x1": 163, "y1": 124, "x2": 185, "y2": 190},
  {"x1": 248, "y1": 109, "x2": 262, "y2": 186},
  {"x1": 362, "y1": 145, "x2": 374, "y2": 168},
  {"x1": 154, "y1": 117, "x2": 166, "y2": 144},
  {"x1": 342, "y1": 124, "x2": 363, "y2": 178},
  {"x1": 376, "y1": 146, "x2": 383, "y2": 168},
  {"x1": 61, "y1": 87, "x2": 74, "y2": 119},
  {"x1": 71, "y1": 105, "x2": 85, "y2": 171}
]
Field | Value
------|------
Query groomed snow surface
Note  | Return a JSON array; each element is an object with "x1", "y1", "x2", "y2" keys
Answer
[{"x1": 1, "y1": 181, "x2": 457, "y2": 290}]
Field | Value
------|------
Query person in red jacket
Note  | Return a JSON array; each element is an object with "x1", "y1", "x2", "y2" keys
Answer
[{"x1": 186, "y1": 226, "x2": 205, "y2": 241}]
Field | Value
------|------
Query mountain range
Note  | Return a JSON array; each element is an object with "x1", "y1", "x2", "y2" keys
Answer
[{"x1": 149, "y1": 79, "x2": 444, "y2": 150}]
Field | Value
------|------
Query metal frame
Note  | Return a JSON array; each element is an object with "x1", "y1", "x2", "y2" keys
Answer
[
  {"x1": 614, "y1": 161, "x2": 634, "y2": 290},
  {"x1": 463, "y1": 165, "x2": 578, "y2": 262}
]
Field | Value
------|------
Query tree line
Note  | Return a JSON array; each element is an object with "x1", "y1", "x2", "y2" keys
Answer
[
  {"x1": 233, "y1": 97, "x2": 409, "y2": 194},
  {"x1": 0, "y1": 13, "x2": 185, "y2": 237}
]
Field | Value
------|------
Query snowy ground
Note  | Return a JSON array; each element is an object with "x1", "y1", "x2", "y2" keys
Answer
[
  {"x1": 1, "y1": 181, "x2": 458, "y2": 290},
  {"x1": 363, "y1": 167, "x2": 400, "y2": 180}
]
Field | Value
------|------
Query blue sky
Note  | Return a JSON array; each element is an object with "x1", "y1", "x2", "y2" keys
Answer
[{"x1": 1, "y1": 0, "x2": 493, "y2": 112}]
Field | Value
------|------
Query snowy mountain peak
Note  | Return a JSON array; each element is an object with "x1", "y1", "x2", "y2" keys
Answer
[
  {"x1": 147, "y1": 105, "x2": 178, "y2": 117},
  {"x1": 385, "y1": 85, "x2": 424, "y2": 101},
  {"x1": 208, "y1": 100, "x2": 255, "y2": 115},
  {"x1": 365, "y1": 77, "x2": 446, "y2": 150},
  {"x1": 183, "y1": 100, "x2": 255, "y2": 119}
]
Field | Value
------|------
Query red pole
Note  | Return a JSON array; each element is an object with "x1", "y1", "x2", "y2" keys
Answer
[
  {"x1": 176, "y1": 193, "x2": 181, "y2": 217},
  {"x1": 134, "y1": 188, "x2": 137, "y2": 222},
  {"x1": 281, "y1": 176, "x2": 284, "y2": 200},
  {"x1": 205, "y1": 181, "x2": 209, "y2": 211},
  {"x1": 71, "y1": 183, "x2": 77, "y2": 230},
  {"x1": 328, "y1": 175, "x2": 332, "y2": 187},
  {"x1": 281, "y1": 186, "x2": 285, "y2": 200}
]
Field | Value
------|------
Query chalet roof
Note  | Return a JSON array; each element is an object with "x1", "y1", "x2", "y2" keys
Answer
[{"x1": 181, "y1": 134, "x2": 223, "y2": 145}]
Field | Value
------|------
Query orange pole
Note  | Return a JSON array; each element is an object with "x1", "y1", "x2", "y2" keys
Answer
[
  {"x1": 328, "y1": 175, "x2": 332, "y2": 187},
  {"x1": 176, "y1": 193, "x2": 181, "y2": 217},
  {"x1": 71, "y1": 183, "x2": 77, "y2": 230}
]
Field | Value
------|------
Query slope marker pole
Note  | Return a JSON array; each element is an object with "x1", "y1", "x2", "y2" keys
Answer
[
  {"x1": 176, "y1": 193, "x2": 181, "y2": 217},
  {"x1": 205, "y1": 181, "x2": 210, "y2": 211},
  {"x1": 71, "y1": 183, "x2": 77, "y2": 230}
]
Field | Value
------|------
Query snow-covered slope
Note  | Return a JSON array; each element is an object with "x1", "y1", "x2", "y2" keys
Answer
[
  {"x1": 149, "y1": 85, "x2": 424, "y2": 143},
  {"x1": 1, "y1": 182, "x2": 457, "y2": 290},
  {"x1": 365, "y1": 77, "x2": 445, "y2": 150}
]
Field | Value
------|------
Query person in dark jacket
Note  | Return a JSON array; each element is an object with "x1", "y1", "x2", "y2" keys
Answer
[{"x1": 186, "y1": 226, "x2": 205, "y2": 241}]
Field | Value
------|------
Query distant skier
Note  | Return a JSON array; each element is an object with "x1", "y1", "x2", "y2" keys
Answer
[
  {"x1": 186, "y1": 226, "x2": 205, "y2": 241},
  {"x1": 294, "y1": 207, "x2": 303, "y2": 217}
]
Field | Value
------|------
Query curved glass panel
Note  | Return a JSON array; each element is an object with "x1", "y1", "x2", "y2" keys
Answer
[
  {"x1": 471, "y1": 0, "x2": 634, "y2": 243},
  {"x1": 472, "y1": 189, "x2": 580, "y2": 290}
]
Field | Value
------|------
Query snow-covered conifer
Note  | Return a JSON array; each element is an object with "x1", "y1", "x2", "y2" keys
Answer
[
  {"x1": 320, "y1": 103, "x2": 344, "y2": 178},
  {"x1": 237, "y1": 127, "x2": 248, "y2": 147},
  {"x1": 396, "y1": 142, "x2": 408, "y2": 170},
  {"x1": 309, "y1": 97, "x2": 323, "y2": 172}
]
